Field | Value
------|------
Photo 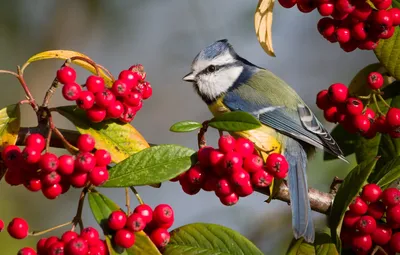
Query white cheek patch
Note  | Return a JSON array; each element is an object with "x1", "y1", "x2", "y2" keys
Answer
[
  {"x1": 192, "y1": 51, "x2": 236, "y2": 75},
  {"x1": 197, "y1": 66, "x2": 243, "y2": 100}
]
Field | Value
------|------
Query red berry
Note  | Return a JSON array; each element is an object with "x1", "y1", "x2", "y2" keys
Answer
[
  {"x1": 265, "y1": 153, "x2": 289, "y2": 179},
  {"x1": 141, "y1": 82, "x2": 153, "y2": 100},
  {"x1": 91, "y1": 239, "x2": 107, "y2": 255},
  {"x1": 118, "y1": 104, "x2": 136, "y2": 123},
  {"x1": 80, "y1": 227, "x2": 99, "y2": 245},
  {"x1": 4, "y1": 167, "x2": 24, "y2": 186},
  {"x1": 209, "y1": 149, "x2": 225, "y2": 168},
  {"x1": 2, "y1": 145, "x2": 21, "y2": 165},
  {"x1": 153, "y1": 204, "x2": 174, "y2": 226},
  {"x1": 62, "y1": 82, "x2": 82, "y2": 101},
  {"x1": 381, "y1": 188, "x2": 400, "y2": 206},
  {"x1": 44, "y1": 236, "x2": 59, "y2": 250},
  {"x1": 114, "y1": 229, "x2": 135, "y2": 248},
  {"x1": 39, "y1": 153, "x2": 59, "y2": 173},
  {"x1": 25, "y1": 133, "x2": 46, "y2": 151},
  {"x1": 22, "y1": 147, "x2": 41, "y2": 164},
  {"x1": 77, "y1": 134, "x2": 96, "y2": 152},
  {"x1": 218, "y1": 135, "x2": 236, "y2": 153},
  {"x1": 41, "y1": 171, "x2": 61, "y2": 186},
  {"x1": 202, "y1": 173, "x2": 219, "y2": 192},
  {"x1": 42, "y1": 183, "x2": 62, "y2": 199},
  {"x1": 216, "y1": 178, "x2": 234, "y2": 197},
  {"x1": 355, "y1": 215, "x2": 377, "y2": 234},
  {"x1": 108, "y1": 211, "x2": 127, "y2": 230},
  {"x1": 371, "y1": 224, "x2": 392, "y2": 245},
  {"x1": 367, "y1": 72, "x2": 384, "y2": 90},
  {"x1": 219, "y1": 192, "x2": 239, "y2": 206},
  {"x1": 390, "y1": 232, "x2": 400, "y2": 252},
  {"x1": 89, "y1": 166, "x2": 109, "y2": 186},
  {"x1": 343, "y1": 211, "x2": 361, "y2": 228},
  {"x1": 7, "y1": 217, "x2": 29, "y2": 239},
  {"x1": 60, "y1": 178, "x2": 71, "y2": 194},
  {"x1": 95, "y1": 89, "x2": 116, "y2": 109},
  {"x1": 318, "y1": 3, "x2": 334, "y2": 16},
  {"x1": 186, "y1": 165, "x2": 206, "y2": 185},
  {"x1": 235, "y1": 180, "x2": 254, "y2": 197},
  {"x1": 106, "y1": 100, "x2": 124, "y2": 119},
  {"x1": 230, "y1": 168, "x2": 250, "y2": 187},
  {"x1": 150, "y1": 228, "x2": 170, "y2": 248},
  {"x1": 0, "y1": 219, "x2": 4, "y2": 232},
  {"x1": 126, "y1": 213, "x2": 146, "y2": 232},
  {"x1": 387, "y1": 108, "x2": 400, "y2": 128},
  {"x1": 251, "y1": 170, "x2": 273, "y2": 188},
  {"x1": 390, "y1": 7, "x2": 400, "y2": 26},
  {"x1": 379, "y1": 26, "x2": 396, "y2": 39},
  {"x1": 119, "y1": 70, "x2": 139, "y2": 88},
  {"x1": 57, "y1": 155, "x2": 75, "y2": 175},
  {"x1": 387, "y1": 204, "x2": 400, "y2": 224},
  {"x1": 296, "y1": 0, "x2": 317, "y2": 13},
  {"x1": 36, "y1": 238, "x2": 47, "y2": 254},
  {"x1": 353, "y1": 115, "x2": 371, "y2": 134},
  {"x1": 363, "y1": 108, "x2": 376, "y2": 122},
  {"x1": 278, "y1": 0, "x2": 297, "y2": 8},
  {"x1": 358, "y1": 39, "x2": 379, "y2": 50},
  {"x1": 349, "y1": 196, "x2": 368, "y2": 215},
  {"x1": 48, "y1": 241, "x2": 64, "y2": 255},
  {"x1": 69, "y1": 171, "x2": 88, "y2": 188},
  {"x1": 61, "y1": 230, "x2": 78, "y2": 243},
  {"x1": 336, "y1": 0, "x2": 355, "y2": 13},
  {"x1": 112, "y1": 79, "x2": 130, "y2": 97},
  {"x1": 352, "y1": 22, "x2": 368, "y2": 41},
  {"x1": 352, "y1": 234, "x2": 372, "y2": 253},
  {"x1": 17, "y1": 247, "x2": 36, "y2": 255},
  {"x1": 335, "y1": 27, "x2": 351, "y2": 44},
  {"x1": 376, "y1": 115, "x2": 388, "y2": 133},
  {"x1": 351, "y1": 1, "x2": 372, "y2": 21},
  {"x1": 76, "y1": 91, "x2": 95, "y2": 110},
  {"x1": 324, "y1": 107, "x2": 339, "y2": 123},
  {"x1": 243, "y1": 154, "x2": 263, "y2": 173},
  {"x1": 328, "y1": 83, "x2": 348, "y2": 104},
  {"x1": 317, "y1": 18, "x2": 336, "y2": 38},
  {"x1": 235, "y1": 138, "x2": 254, "y2": 157},
  {"x1": 223, "y1": 151, "x2": 243, "y2": 174},
  {"x1": 124, "y1": 91, "x2": 142, "y2": 107},
  {"x1": 340, "y1": 39, "x2": 359, "y2": 53},
  {"x1": 345, "y1": 98, "x2": 363, "y2": 116},
  {"x1": 75, "y1": 152, "x2": 96, "y2": 172},
  {"x1": 57, "y1": 66, "x2": 76, "y2": 84},
  {"x1": 65, "y1": 237, "x2": 89, "y2": 255},
  {"x1": 86, "y1": 75, "x2": 105, "y2": 94},
  {"x1": 180, "y1": 176, "x2": 201, "y2": 195},
  {"x1": 198, "y1": 146, "x2": 213, "y2": 168},
  {"x1": 94, "y1": 149, "x2": 111, "y2": 166},
  {"x1": 87, "y1": 105, "x2": 107, "y2": 123},
  {"x1": 134, "y1": 204, "x2": 153, "y2": 224},
  {"x1": 367, "y1": 201, "x2": 385, "y2": 220},
  {"x1": 361, "y1": 183, "x2": 382, "y2": 203},
  {"x1": 316, "y1": 90, "x2": 332, "y2": 110},
  {"x1": 372, "y1": 10, "x2": 393, "y2": 27}
]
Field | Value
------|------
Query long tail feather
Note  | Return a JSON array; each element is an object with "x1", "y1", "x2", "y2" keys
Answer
[{"x1": 284, "y1": 138, "x2": 315, "y2": 243}]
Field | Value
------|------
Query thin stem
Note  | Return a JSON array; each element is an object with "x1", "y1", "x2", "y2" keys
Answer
[
  {"x1": 130, "y1": 186, "x2": 144, "y2": 205},
  {"x1": 17, "y1": 66, "x2": 38, "y2": 112},
  {"x1": 19, "y1": 99, "x2": 31, "y2": 105},
  {"x1": 358, "y1": 95, "x2": 371, "y2": 100},
  {"x1": 70, "y1": 56, "x2": 100, "y2": 76},
  {"x1": 0, "y1": 70, "x2": 19, "y2": 78},
  {"x1": 30, "y1": 221, "x2": 72, "y2": 236},
  {"x1": 197, "y1": 121, "x2": 210, "y2": 149},
  {"x1": 96, "y1": 63, "x2": 115, "y2": 82},
  {"x1": 372, "y1": 94, "x2": 385, "y2": 116},
  {"x1": 329, "y1": 176, "x2": 343, "y2": 195},
  {"x1": 377, "y1": 94, "x2": 392, "y2": 109},
  {"x1": 45, "y1": 128, "x2": 52, "y2": 153},
  {"x1": 52, "y1": 126, "x2": 79, "y2": 153},
  {"x1": 125, "y1": 188, "x2": 131, "y2": 215},
  {"x1": 72, "y1": 187, "x2": 88, "y2": 231}
]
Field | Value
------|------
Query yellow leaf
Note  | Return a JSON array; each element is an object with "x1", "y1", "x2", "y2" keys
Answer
[
  {"x1": 255, "y1": 0, "x2": 276, "y2": 57},
  {"x1": 21, "y1": 50, "x2": 113, "y2": 87},
  {"x1": 0, "y1": 104, "x2": 20, "y2": 150}
]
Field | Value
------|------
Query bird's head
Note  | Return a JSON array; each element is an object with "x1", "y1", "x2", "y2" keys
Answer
[{"x1": 183, "y1": 39, "x2": 256, "y2": 104}]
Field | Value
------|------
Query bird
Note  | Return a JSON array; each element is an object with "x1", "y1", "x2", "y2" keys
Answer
[{"x1": 182, "y1": 39, "x2": 347, "y2": 243}]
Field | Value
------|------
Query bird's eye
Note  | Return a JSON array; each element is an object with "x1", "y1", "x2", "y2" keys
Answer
[{"x1": 207, "y1": 65, "x2": 216, "y2": 72}]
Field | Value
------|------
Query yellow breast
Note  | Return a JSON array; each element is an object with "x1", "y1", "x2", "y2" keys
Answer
[{"x1": 208, "y1": 98, "x2": 283, "y2": 155}]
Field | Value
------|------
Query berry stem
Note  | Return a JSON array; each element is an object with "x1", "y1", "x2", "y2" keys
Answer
[
  {"x1": 51, "y1": 125, "x2": 79, "y2": 154},
  {"x1": 130, "y1": 186, "x2": 144, "y2": 205},
  {"x1": 358, "y1": 95, "x2": 371, "y2": 100},
  {"x1": 197, "y1": 120, "x2": 210, "y2": 149},
  {"x1": 125, "y1": 187, "x2": 131, "y2": 215},
  {"x1": 372, "y1": 94, "x2": 385, "y2": 116},
  {"x1": 70, "y1": 56, "x2": 100, "y2": 76},
  {"x1": 377, "y1": 93, "x2": 392, "y2": 109},
  {"x1": 29, "y1": 221, "x2": 73, "y2": 236},
  {"x1": 96, "y1": 63, "x2": 115, "y2": 82},
  {"x1": 72, "y1": 187, "x2": 89, "y2": 231},
  {"x1": 329, "y1": 176, "x2": 343, "y2": 195}
]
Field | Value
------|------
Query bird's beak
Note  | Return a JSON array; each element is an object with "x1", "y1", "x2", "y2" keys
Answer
[{"x1": 183, "y1": 72, "x2": 195, "y2": 82}]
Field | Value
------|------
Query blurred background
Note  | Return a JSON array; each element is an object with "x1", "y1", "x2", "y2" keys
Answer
[{"x1": 0, "y1": 0, "x2": 378, "y2": 254}]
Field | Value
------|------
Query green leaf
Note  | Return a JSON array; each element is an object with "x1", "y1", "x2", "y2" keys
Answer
[
  {"x1": 0, "y1": 104, "x2": 20, "y2": 150},
  {"x1": 355, "y1": 94, "x2": 400, "y2": 173},
  {"x1": 56, "y1": 106, "x2": 149, "y2": 163},
  {"x1": 374, "y1": 27, "x2": 400, "y2": 80},
  {"x1": 163, "y1": 223, "x2": 264, "y2": 255},
  {"x1": 314, "y1": 232, "x2": 339, "y2": 255},
  {"x1": 208, "y1": 111, "x2": 262, "y2": 132},
  {"x1": 286, "y1": 238, "x2": 315, "y2": 255},
  {"x1": 169, "y1": 121, "x2": 203, "y2": 133},
  {"x1": 103, "y1": 144, "x2": 196, "y2": 187},
  {"x1": 372, "y1": 156, "x2": 400, "y2": 187},
  {"x1": 329, "y1": 158, "x2": 377, "y2": 251},
  {"x1": 323, "y1": 125, "x2": 357, "y2": 161},
  {"x1": 88, "y1": 190, "x2": 161, "y2": 255}
]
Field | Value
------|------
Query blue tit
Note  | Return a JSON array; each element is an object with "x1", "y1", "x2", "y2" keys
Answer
[{"x1": 182, "y1": 39, "x2": 347, "y2": 243}]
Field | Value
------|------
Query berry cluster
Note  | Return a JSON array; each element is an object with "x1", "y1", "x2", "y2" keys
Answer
[
  {"x1": 58, "y1": 64, "x2": 152, "y2": 123},
  {"x1": 2, "y1": 133, "x2": 110, "y2": 199},
  {"x1": 316, "y1": 72, "x2": 400, "y2": 138},
  {"x1": 172, "y1": 135, "x2": 288, "y2": 206},
  {"x1": 340, "y1": 184, "x2": 400, "y2": 254},
  {"x1": 278, "y1": 0, "x2": 400, "y2": 52},
  {"x1": 107, "y1": 203, "x2": 174, "y2": 250},
  {"x1": 5, "y1": 217, "x2": 108, "y2": 255}
]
